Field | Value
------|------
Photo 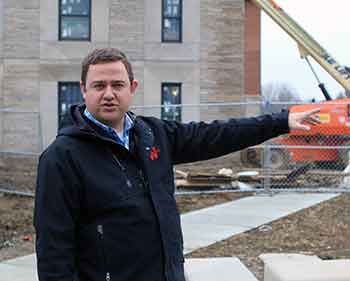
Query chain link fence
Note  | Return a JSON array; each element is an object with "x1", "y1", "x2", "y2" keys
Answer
[
  {"x1": 258, "y1": 100, "x2": 350, "y2": 193},
  {"x1": 0, "y1": 108, "x2": 41, "y2": 196},
  {"x1": 166, "y1": 100, "x2": 350, "y2": 194},
  {"x1": 1, "y1": 100, "x2": 350, "y2": 195}
]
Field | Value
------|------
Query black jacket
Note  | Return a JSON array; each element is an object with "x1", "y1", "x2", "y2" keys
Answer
[{"x1": 34, "y1": 105, "x2": 289, "y2": 281}]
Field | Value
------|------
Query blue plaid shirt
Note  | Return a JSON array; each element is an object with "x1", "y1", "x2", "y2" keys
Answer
[{"x1": 84, "y1": 109, "x2": 134, "y2": 150}]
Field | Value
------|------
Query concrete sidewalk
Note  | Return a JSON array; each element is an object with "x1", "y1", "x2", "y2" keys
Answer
[
  {"x1": 0, "y1": 255, "x2": 37, "y2": 281},
  {"x1": 182, "y1": 193, "x2": 338, "y2": 253},
  {"x1": 0, "y1": 192, "x2": 338, "y2": 281}
]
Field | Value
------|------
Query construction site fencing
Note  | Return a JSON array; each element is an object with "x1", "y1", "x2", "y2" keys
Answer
[
  {"x1": 1, "y1": 101, "x2": 350, "y2": 196},
  {"x1": 151, "y1": 100, "x2": 350, "y2": 195},
  {"x1": 0, "y1": 108, "x2": 41, "y2": 195},
  {"x1": 252, "y1": 100, "x2": 350, "y2": 194}
]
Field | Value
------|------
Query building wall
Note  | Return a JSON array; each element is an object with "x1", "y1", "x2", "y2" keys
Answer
[
  {"x1": 0, "y1": 0, "x2": 41, "y2": 191},
  {"x1": 144, "y1": 61, "x2": 200, "y2": 120},
  {"x1": 110, "y1": 0, "x2": 145, "y2": 61},
  {"x1": 1, "y1": 0, "x2": 40, "y2": 153},
  {"x1": 0, "y1": 0, "x2": 261, "y2": 163},
  {"x1": 0, "y1": 0, "x2": 3, "y2": 150},
  {"x1": 0, "y1": 0, "x2": 3, "y2": 63},
  {"x1": 200, "y1": 0, "x2": 245, "y2": 121},
  {"x1": 143, "y1": 0, "x2": 200, "y2": 120}
]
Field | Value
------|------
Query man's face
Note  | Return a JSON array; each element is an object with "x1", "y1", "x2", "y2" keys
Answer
[{"x1": 81, "y1": 61, "x2": 138, "y2": 131}]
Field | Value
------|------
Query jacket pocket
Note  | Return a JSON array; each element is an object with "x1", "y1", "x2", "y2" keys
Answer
[{"x1": 97, "y1": 224, "x2": 111, "y2": 281}]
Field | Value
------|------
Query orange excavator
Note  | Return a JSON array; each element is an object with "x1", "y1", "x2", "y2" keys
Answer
[{"x1": 241, "y1": 0, "x2": 350, "y2": 169}]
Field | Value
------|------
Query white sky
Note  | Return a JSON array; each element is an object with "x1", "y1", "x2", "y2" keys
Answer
[{"x1": 261, "y1": 0, "x2": 350, "y2": 101}]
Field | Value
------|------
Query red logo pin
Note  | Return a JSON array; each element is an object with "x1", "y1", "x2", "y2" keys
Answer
[{"x1": 149, "y1": 146, "x2": 160, "y2": 160}]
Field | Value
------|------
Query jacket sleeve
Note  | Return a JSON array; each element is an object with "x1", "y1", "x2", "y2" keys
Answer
[
  {"x1": 163, "y1": 111, "x2": 290, "y2": 165},
  {"x1": 34, "y1": 146, "x2": 81, "y2": 281}
]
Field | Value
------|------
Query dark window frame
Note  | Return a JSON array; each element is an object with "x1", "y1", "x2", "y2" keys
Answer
[
  {"x1": 58, "y1": 0, "x2": 92, "y2": 41},
  {"x1": 58, "y1": 82, "x2": 84, "y2": 130},
  {"x1": 161, "y1": 0, "x2": 183, "y2": 43},
  {"x1": 161, "y1": 82, "x2": 182, "y2": 121}
]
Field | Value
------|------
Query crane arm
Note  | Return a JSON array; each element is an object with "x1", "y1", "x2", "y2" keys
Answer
[{"x1": 250, "y1": 0, "x2": 350, "y2": 92}]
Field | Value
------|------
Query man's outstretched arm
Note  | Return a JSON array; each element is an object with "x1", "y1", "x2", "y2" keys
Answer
[{"x1": 163, "y1": 109, "x2": 320, "y2": 165}]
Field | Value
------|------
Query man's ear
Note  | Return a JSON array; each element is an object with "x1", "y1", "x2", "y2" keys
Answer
[
  {"x1": 130, "y1": 79, "x2": 138, "y2": 95},
  {"x1": 80, "y1": 81, "x2": 87, "y2": 100}
]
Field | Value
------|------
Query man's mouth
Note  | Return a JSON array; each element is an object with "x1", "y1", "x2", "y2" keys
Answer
[{"x1": 102, "y1": 104, "x2": 118, "y2": 111}]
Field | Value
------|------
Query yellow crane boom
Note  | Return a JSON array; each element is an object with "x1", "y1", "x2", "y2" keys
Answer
[{"x1": 250, "y1": 0, "x2": 350, "y2": 93}]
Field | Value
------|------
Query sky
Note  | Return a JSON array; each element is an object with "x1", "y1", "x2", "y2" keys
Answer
[{"x1": 261, "y1": 0, "x2": 350, "y2": 101}]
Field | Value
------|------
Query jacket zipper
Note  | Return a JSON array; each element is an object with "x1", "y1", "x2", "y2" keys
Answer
[
  {"x1": 111, "y1": 154, "x2": 126, "y2": 172},
  {"x1": 138, "y1": 169, "x2": 149, "y2": 191},
  {"x1": 111, "y1": 154, "x2": 133, "y2": 188},
  {"x1": 97, "y1": 225, "x2": 111, "y2": 281}
]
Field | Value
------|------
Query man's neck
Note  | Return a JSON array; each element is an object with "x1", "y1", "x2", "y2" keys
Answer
[{"x1": 113, "y1": 116, "x2": 125, "y2": 134}]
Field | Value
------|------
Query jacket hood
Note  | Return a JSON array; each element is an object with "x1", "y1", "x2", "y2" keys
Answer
[{"x1": 57, "y1": 104, "x2": 97, "y2": 139}]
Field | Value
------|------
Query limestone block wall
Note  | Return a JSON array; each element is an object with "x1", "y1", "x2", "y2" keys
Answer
[
  {"x1": 110, "y1": 0, "x2": 145, "y2": 61},
  {"x1": 1, "y1": 0, "x2": 40, "y2": 152},
  {"x1": 4, "y1": 0, "x2": 40, "y2": 59},
  {"x1": 0, "y1": 0, "x2": 4, "y2": 154},
  {"x1": 0, "y1": 0, "x2": 40, "y2": 191},
  {"x1": 0, "y1": 0, "x2": 3, "y2": 62},
  {"x1": 200, "y1": 0, "x2": 245, "y2": 122}
]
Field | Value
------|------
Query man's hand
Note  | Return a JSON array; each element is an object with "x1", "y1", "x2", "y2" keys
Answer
[{"x1": 288, "y1": 108, "x2": 321, "y2": 131}]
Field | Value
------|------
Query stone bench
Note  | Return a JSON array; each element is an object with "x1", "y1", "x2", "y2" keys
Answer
[
  {"x1": 1, "y1": 255, "x2": 259, "y2": 281},
  {"x1": 260, "y1": 253, "x2": 350, "y2": 281},
  {"x1": 185, "y1": 257, "x2": 258, "y2": 281}
]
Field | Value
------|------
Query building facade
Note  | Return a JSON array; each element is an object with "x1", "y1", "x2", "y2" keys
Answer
[{"x1": 0, "y1": 0, "x2": 260, "y2": 190}]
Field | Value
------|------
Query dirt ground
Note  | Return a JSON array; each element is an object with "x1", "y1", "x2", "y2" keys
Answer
[
  {"x1": 0, "y1": 193, "x2": 35, "y2": 262},
  {"x1": 188, "y1": 193, "x2": 350, "y2": 280},
  {"x1": 0, "y1": 192, "x2": 349, "y2": 281}
]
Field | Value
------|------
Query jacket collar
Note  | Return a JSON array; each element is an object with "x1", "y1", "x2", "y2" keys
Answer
[
  {"x1": 132, "y1": 114, "x2": 155, "y2": 150},
  {"x1": 58, "y1": 104, "x2": 155, "y2": 151}
]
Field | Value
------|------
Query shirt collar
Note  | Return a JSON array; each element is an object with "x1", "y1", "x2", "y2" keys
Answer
[{"x1": 83, "y1": 108, "x2": 134, "y2": 150}]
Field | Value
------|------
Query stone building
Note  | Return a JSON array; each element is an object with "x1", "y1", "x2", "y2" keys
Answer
[{"x1": 0, "y1": 0, "x2": 260, "y2": 190}]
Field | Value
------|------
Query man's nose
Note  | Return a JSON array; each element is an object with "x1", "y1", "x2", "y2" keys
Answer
[{"x1": 104, "y1": 85, "x2": 114, "y2": 99}]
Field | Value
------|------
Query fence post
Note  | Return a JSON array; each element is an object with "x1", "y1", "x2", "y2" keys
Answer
[{"x1": 263, "y1": 143, "x2": 273, "y2": 195}]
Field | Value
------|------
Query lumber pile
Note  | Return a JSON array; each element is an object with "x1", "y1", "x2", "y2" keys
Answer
[
  {"x1": 175, "y1": 167, "x2": 350, "y2": 189},
  {"x1": 175, "y1": 169, "x2": 261, "y2": 188}
]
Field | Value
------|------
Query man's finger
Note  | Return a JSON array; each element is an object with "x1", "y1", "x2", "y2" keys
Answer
[
  {"x1": 304, "y1": 120, "x2": 319, "y2": 126},
  {"x1": 305, "y1": 108, "x2": 321, "y2": 115},
  {"x1": 304, "y1": 115, "x2": 321, "y2": 125},
  {"x1": 298, "y1": 108, "x2": 321, "y2": 126}
]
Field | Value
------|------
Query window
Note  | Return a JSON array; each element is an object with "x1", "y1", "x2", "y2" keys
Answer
[
  {"x1": 58, "y1": 82, "x2": 84, "y2": 129},
  {"x1": 59, "y1": 0, "x2": 91, "y2": 41},
  {"x1": 162, "y1": 0, "x2": 182, "y2": 42},
  {"x1": 161, "y1": 83, "x2": 181, "y2": 121}
]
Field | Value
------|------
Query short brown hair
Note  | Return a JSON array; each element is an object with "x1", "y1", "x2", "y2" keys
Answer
[{"x1": 81, "y1": 48, "x2": 134, "y2": 87}]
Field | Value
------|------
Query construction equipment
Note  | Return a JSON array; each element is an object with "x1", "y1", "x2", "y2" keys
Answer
[{"x1": 241, "y1": 0, "x2": 350, "y2": 169}]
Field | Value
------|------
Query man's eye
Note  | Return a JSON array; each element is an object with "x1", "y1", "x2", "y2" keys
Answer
[
  {"x1": 112, "y1": 84, "x2": 125, "y2": 90},
  {"x1": 94, "y1": 84, "x2": 105, "y2": 90}
]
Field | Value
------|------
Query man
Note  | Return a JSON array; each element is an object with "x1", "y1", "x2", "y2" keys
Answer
[{"x1": 34, "y1": 48, "x2": 319, "y2": 281}]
